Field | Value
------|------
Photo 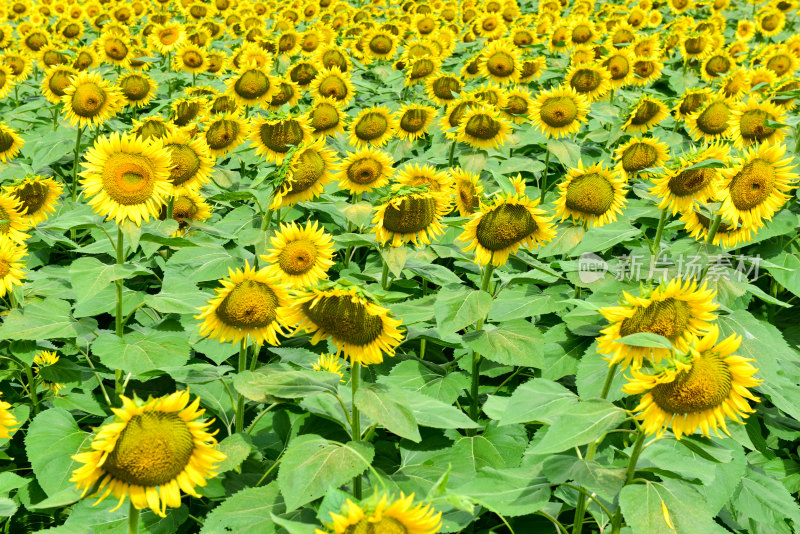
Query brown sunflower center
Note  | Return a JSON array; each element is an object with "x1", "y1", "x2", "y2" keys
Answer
[
  {"x1": 71, "y1": 82, "x2": 107, "y2": 118},
  {"x1": 0, "y1": 206, "x2": 10, "y2": 234},
  {"x1": 619, "y1": 298, "x2": 691, "y2": 342},
  {"x1": 539, "y1": 96, "x2": 579, "y2": 127},
  {"x1": 25, "y1": 33, "x2": 47, "y2": 51},
  {"x1": 5, "y1": 57, "x2": 24, "y2": 75},
  {"x1": 120, "y1": 75, "x2": 150, "y2": 101},
  {"x1": 103, "y1": 412, "x2": 194, "y2": 487},
  {"x1": 211, "y1": 96, "x2": 237, "y2": 115},
  {"x1": 166, "y1": 144, "x2": 201, "y2": 186},
  {"x1": 0, "y1": 131, "x2": 15, "y2": 153},
  {"x1": 181, "y1": 50, "x2": 203, "y2": 68},
  {"x1": 766, "y1": 54, "x2": 792, "y2": 76},
  {"x1": 684, "y1": 36, "x2": 706, "y2": 55},
  {"x1": 271, "y1": 83, "x2": 295, "y2": 106},
  {"x1": 137, "y1": 121, "x2": 168, "y2": 141},
  {"x1": 400, "y1": 109, "x2": 428, "y2": 133},
  {"x1": 206, "y1": 120, "x2": 241, "y2": 150},
  {"x1": 10, "y1": 181, "x2": 49, "y2": 215},
  {"x1": 259, "y1": 120, "x2": 305, "y2": 153},
  {"x1": 278, "y1": 239, "x2": 318, "y2": 275},
  {"x1": 409, "y1": 58, "x2": 435, "y2": 80},
  {"x1": 318, "y1": 74, "x2": 348, "y2": 100},
  {"x1": 383, "y1": 194, "x2": 437, "y2": 234},
  {"x1": 704, "y1": 56, "x2": 730, "y2": 77},
  {"x1": 651, "y1": 353, "x2": 732, "y2": 414},
  {"x1": 432, "y1": 76, "x2": 460, "y2": 100},
  {"x1": 158, "y1": 29, "x2": 180, "y2": 45},
  {"x1": 0, "y1": 259, "x2": 10, "y2": 278},
  {"x1": 487, "y1": 52, "x2": 515, "y2": 77},
  {"x1": 215, "y1": 279, "x2": 279, "y2": 328},
  {"x1": 104, "y1": 38, "x2": 128, "y2": 60},
  {"x1": 290, "y1": 63, "x2": 317, "y2": 86},
  {"x1": 570, "y1": 69, "x2": 603, "y2": 93},
  {"x1": 629, "y1": 100, "x2": 660, "y2": 125},
  {"x1": 172, "y1": 195, "x2": 198, "y2": 219},
  {"x1": 355, "y1": 113, "x2": 389, "y2": 141},
  {"x1": 476, "y1": 203, "x2": 538, "y2": 251},
  {"x1": 234, "y1": 70, "x2": 270, "y2": 100},
  {"x1": 369, "y1": 35, "x2": 393, "y2": 55},
  {"x1": 322, "y1": 50, "x2": 348, "y2": 71},
  {"x1": 604, "y1": 55, "x2": 630, "y2": 79},
  {"x1": 738, "y1": 109, "x2": 777, "y2": 143},
  {"x1": 347, "y1": 158, "x2": 383, "y2": 185},
  {"x1": 74, "y1": 51, "x2": 94, "y2": 70},
  {"x1": 503, "y1": 95, "x2": 528, "y2": 116},
  {"x1": 572, "y1": 25, "x2": 592, "y2": 43},
  {"x1": 174, "y1": 102, "x2": 200, "y2": 126},
  {"x1": 464, "y1": 113, "x2": 501, "y2": 140},
  {"x1": 695, "y1": 101, "x2": 730, "y2": 134},
  {"x1": 565, "y1": 172, "x2": 616, "y2": 215},
  {"x1": 101, "y1": 153, "x2": 158, "y2": 205},
  {"x1": 728, "y1": 158, "x2": 775, "y2": 210},
  {"x1": 457, "y1": 181, "x2": 479, "y2": 214},
  {"x1": 345, "y1": 517, "x2": 408, "y2": 534},
  {"x1": 301, "y1": 295, "x2": 383, "y2": 346},
  {"x1": 633, "y1": 60, "x2": 655, "y2": 78},
  {"x1": 621, "y1": 143, "x2": 657, "y2": 173},
  {"x1": 679, "y1": 93, "x2": 706, "y2": 116},
  {"x1": 760, "y1": 14, "x2": 780, "y2": 31},
  {"x1": 285, "y1": 149, "x2": 325, "y2": 194},
  {"x1": 669, "y1": 167, "x2": 714, "y2": 196}
]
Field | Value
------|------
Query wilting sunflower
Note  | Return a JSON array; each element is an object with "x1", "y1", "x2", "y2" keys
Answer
[
  {"x1": 597, "y1": 279, "x2": 718, "y2": 370},
  {"x1": 32, "y1": 350, "x2": 63, "y2": 395},
  {"x1": 204, "y1": 113, "x2": 247, "y2": 157},
  {"x1": 117, "y1": 71, "x2": 157, "y2": 109},
  {"x1": 6, "y1": 175, "x2": 63, "y2": 226},
  {"x1": 310, "y1": 66, "x2": 355, "y2": 105},
  {"x1": 61, "y1": 70, "x2": 123, "y2": 128},
  {"x1": 478, "y1": 39, "x2": 521, "y2": 85},
  {"x1": 373, "y1": 189, "x2": 451, "y2": 247},
  {"x1": 317, "y1": 493, "x2": 441, "y2": 534},
  {"x1": 614, "y1": 137, "x2": 670, "y2": 179},
  {"x1": 0, "y1": 235, "x2": 26, "y2": 297},
  {"x1": 650, "y1": 142, "x2": 730, "y2": 215},
  {"x1": 394, "y1": 104, "x2": 437, "y2": 142},
  {"x1": 451, "y1": 167, "x2": 484, "y2": 216},
  {"x1": 530, "y1": 85, "x2": 590, "y2": 139},
  {"x1": 228, "y1": 64, "x2": 275, "y2": 106},
  {"x1": 622, "y1": 96, "x2": 669, "y2": 134},
  {"x1": 197, "y1": 261, "x2": 292, "y2": 346},
  {"x1": 623, "y1": 326, "x2": 761, "y2": 439},
  {"x1": 250, "y1": 114, "x2": 313, "y2": 164},
  {"x1": 261, "y1": 220, "x2": 335, "y2": 289},
  {"x1": 459, "y1": 192, "x2": 556, "y2": 266},
  {"x1": 425, "y1": 71, "x2": 461, "y2": 105},
  {"x1": 717, "y1": 141, "x2": 798, "y2": 230},
  {"x1": 41, "y1": 65, "x2": 78, "y2": 105},
  {"x1": 347, "y1": 105, "x2": 397, "y2": 149},
  {"x1": 270, "y1": 137, "x2": 337, "y2": 209},
  {"x1": 160, "y1": 190, "x2": 212, "y2": 235},
  {"x1": 80, "y1": 132, "x2": 172, "y2": 226},
  {"x1": 565, "y1": 63, "x2": 611, "y2": 102},
  {"x1": 680, "y1": 208, "x2": 753, "y2": 248},
  {"x1": 685, "y1": 96, "x2": 734, "y2": 142},
  {"x1": 0, "y1": 394, "x2": 17, "y2": 440},
  {"x1": 554, "y1": 161, "x2": 627, "y2": 227},
  {"x1": 161, "y1": 129, "x2": 214, "y2": 192},
  {"x1": 285, "y1": 284, "x2": 404, "y2": 365},
  {"x1": 0, "y1": 123, "x2": 23, "y2": 163},
  {"x1": 71, "y1": 390, "x2": 226, "y2": 517},
  {"x1": 0, "y1": 193, "x2": 30, "y2": 244},
  {"x1": 335, "y1": 147, "x2": 395, "y2": 194},
  {"x1": 728, "y1": 98, "x2": 787, "y2": 149},
  {"x1": 455, "y1": 105, "x2": 512, "y2": 150}
]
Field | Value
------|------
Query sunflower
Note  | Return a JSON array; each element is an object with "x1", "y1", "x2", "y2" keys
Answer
[
  {"x1": 310, "y1": 66, "x2": 355, "y2": 105},
  {"x1": 204, "y1": 114, "x2": 247, "y2": 157},
  {"x1": 719, "y1": 69, "x2": 749, "y2": 99},
  {"x1": 630, "y1": 56, "x2": 664, "y2": 86},
  {"x1": 227, "y1": 64, "x2": 275, "y2": 106},
  {"x1": 270, "y1": 137, "x2": 337, "y2": 209},
  {"x1": 565, "y1": 62, "x2": 612, "y2": 102},
  {"x1": 748, "y1": 67, "x2": 779, "y2": 94},
  {"x1": 519, "y1": 56, "x2": 546, "y2": 83},
  {"x1": 477, "y1": 39, "x2": 521, "y2": 85},
  {"x1": 736, "y1": 20, "x2": 756, "y2": 41},
  {"x1": 261, "y1": 220, "x2": 335, "y2": 289},
  {"x1": 554, "y1": 161, "x2": 627, "y2": 227},
  {"x1": 614, "y1": 137, "x2": 670, "y2": 179},
  {"x1": 285, "y1": 284, "x2": 404, "y2": 365},
  {"x1": 650, "y1": 142, "x2": 730, "y2": 215},
  {"x1": 0, "y1": 235, "x2": 26, "y2": 297},
  {"x1": 2, "y1": 51, "x2": 32, "y2": 82},
  {"x1": 547, "y1": 21, "x2": 571, "y2": 52},
  {"x1": 394, "y1": 104, "x2": 437, "y2": 142},
  {"x1": 500, "y1": 87, "x2": 534, "y2": 125},
  {"x1": 311, "y1": 353, "x2": 345, "y2": 379},
  {"x1": 762, "y1": 49, "x2": 797, "y2": 78},
  {"x1": 459, "y1": 192, "x2": 556, "y2": 266},
  {"x1": 455, "y1": 105, "x2": 512, "y2": 150},
  {"x1": 72, "y1": 47, "x2": 100, "y2": 71},
  {"x1": 0, "y1": 64, "x2": 14, "y2": 100},
  {"x1": 0, "y1": 192, "x2": 30, "y2": 244},
  {"x1": 80, "y1": 132, "x2": 172, "y2": 226},
  {"x1": 717, "y1": 141, "x2": 799, "y2": 230},
  {"x1": 250, "y1": 114, "x2": 313, "y2": 164},
  {"x1": 623, "y1": 326, "x2": 761, "y2": 439},
  {"x1": 362, "y1": 29, "x2": 397, "y2": 61},
  {"x1": 598, "y1": 279, "x2": 718, "y2": 370},
  {"x1": 757, "y1": 9, "x2": 785, "y2": 37},
  {"x1": 0, "y1": 123, "x2": 23, "y2": 164},
  {"x1": 673, "y1": 87, "x2": 713, "y2": 121},
  {"x1": 131, "y1": 115, "x2": 178, "y2": 142},
  {"x1": 149, "y1": 23, "x2": 185, "y2": 54},
  {"x1": 622, "y1": 96, "x2": 668, "y2": 134},
  {"x1": 394, "y1": 163, "x2": 452, "y2": 193},
  {"x1": 470, "y1": 83, "x2": 508, "y2": 109},
  {"x1": 681, "y1": 33, "x2": 712, "y2": 62},
  {"x1": 529, "y1": 85, "x2": 590, "y2": 139},
  {"x1": 32, "y1": 350, "x2": 64, "y2": 395},
  {"x1": 335, "y1": 147, "x2": 395, "y2": 194},
  {"x1": 40, "y1": 65, "x2": 77, "y2": 105},
  {"x1": 0, "y1": 394, "x2": 17, "y2": 440},
  {"x1": 97, "y1": 32, "x2": 131, "y2": 67},
  {"x1": 161, "y1": 129, "x2": 214, "y2": 193},
  {"x1": 680, "y1": 208, "x2": 753, "y2": 248},
  {"x1": 170, "y1": 96, "x2": 207, "y2": 128},
  {"x1": 117, "y1": 71, "x2": 158, "y2": 109},
  {"x1": 451, "y1": 167, "x2": 484, "y2": 216},
  {"x1": 318, "y1": 493, "x2": 441, "y2": 534},
  {"x1": 697, "y1": 53, "x2": 732, "y2": 84},
  {"x1": 71, "y1": 390, "x2": 226, "y2": 517},
  {"x1": 160, "y1": 189, "x2": 212, "y2": 234},
  {"x1": 267, "y1": 77, "x2": 300, "y2": 111},
  {"x1": 728, "y1": 98, "x2": 787, "y2": 149},
  {"x1": 6, "y1": 175, "x2": 63, "y2": 226},
  {"x1": 372, "y1": 188, "x2": 450, "y2": 248},
  {"x1": 771, "y1": 78, "x2": 800, "y2": 109},
  {"x1": 601, "y1": 48, "x2": 635, "y2": 89},
  {"x1": 424, "y1": 71, "x2": 461, "y2": 106},
  {"x1": 347, "y1": 106, "x2": 397, "y2": 149},
  {"x1": 171, "y1": 43, "x2": 207, "y2": 74},
  {"x1": 685, "y1": 96, "x2": 734, "y2": 142},
  {"x1": 303, "y1": 97, "x2": 345, "y2": 139},
  {"x1": 61, "y1": 70, "x2": 123, "y2": 128}
]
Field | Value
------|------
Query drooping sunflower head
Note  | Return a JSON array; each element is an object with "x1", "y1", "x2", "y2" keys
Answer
[
  {"x1": 117, "y1": 71, "x2": 157, "y2": 109},
  {"x1": 372, "y1": 187, "x2": 452, "y2": 248},
  {"x1": 395, "y1": 103, "x2": 437, "y2": 142},
  {"x1": 728, "y1": 98, "x2": 787, "y2": 149},
  {"x1": 630, "y1": 55, "x2": 664, "y2": 86},
  {"x1": 170, "y1": 96, "x2": 207, "y2": 128},
  {"x1": 228, "y1": 64, "x2": 274, "y2": 105},
  {"x1": 321, "y1": 492, "x2": 442, "y2": 534},
  {"x1": 0, "y1": 123, "x2": 24, "y2": 164},
  {"x1": 566, "y1": 62, "x2": 611, "y2": 102},
  {"x1": 270, "y1": 136, "x2": 337, "y2": 209},
  {"x1": 41, "y1": 65, "x2": 78, "y2": 105},
  {"x1": 160, "y1": 129, "x2": 214, "y2": 192},
  {"x1": 267, "y1": 77, "x2": 300, "y2": 111},
  {"x1": 261, "y1": 220, "x2": 335, "y2": 289},
  {"x1": 680, "y1": 207, "x2": 753, "y2": 248},
  {"x1": 450, "y1": 167, "x2": 484, "y2": 216},
  {"x1": 500, "y1": 87, "x2": 534, "y2": 125},
  {"x1": 673, "y1": 87, "x2": 713, "y2": 121},
  {"x1": 458, "y1": 192, "x2": 556, "y2": 266},
  {"x1": 250, "y1": 114, "x2": 313, "y2": 164},
  {"x1": 424, "y1": 71, "x2": 462, "y2": 105},
  {"x1": 614, "y1": 136, "x2": 670, "y2": 178},
  {"x1": 71, "y1": 390, "x2": 226, "y2": 517},
  {"x1": 131, "y1": 115, "x2": 178, "y2": 142},
  {"x1": 61, "y1": 70, "x2": 123, "y2": 128},
  {"x1": 347, "y1": 105, "x2": 397, "y2": 149},
  {"x1": 404, "y1": 54, "x2": 441, "y2": 86},
  {"x1": 597, "y1": 278, "x2": 718, "y2": 370},
  {"x1": 622, "y1": 96, "x2": 669, "y2": 134},
  {"x1": 0, "y1": 234, "x2": 27, "y2": 298},
  {"x1": 5, "y1": 175, "x2": 63, "y2": 226},
  {"x1": 80, "y1": 132, "x2": 173, "y2": 226},
  {"x1": 554, "y1": 161, "x2": 627, "y2": 227},
  {"x1": 335, "y1": 146, "x2": 395, "y2": 194},
  {"x1": 530, "y1": 85, "x2": 590, "y2": 139},
  {"x1": 285, "y1": 284, "x2": 405, "y2": 365},
  {"x1": 160, "y1": 189, "x2": 212, "y2": 235},
  {"x1": 650, "y1": 142, "x2": 730, "y2": 215},
  {"x1": 203, "y1": 113, "x2": 247, "y2": 157},
  {"x1": 623, "y1": 325, "x2": 761, "y2": 439}
]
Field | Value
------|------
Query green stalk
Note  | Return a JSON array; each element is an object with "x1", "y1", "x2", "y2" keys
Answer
[
  {"x1": 448, "y1": 141, "x2": 456, "y2": 168},
  {"x1": 351, "y1": 362, "x2": 362, "y2": 499},
  {"x1": 166, "y1": 196, "x2": 174, "y2": 221},
  {"x1": 114, "y1": 226, "x2": 124, "y2": 399},
  {"x1": 467, "y1": 264, "x2": 495, "y2": 435},
  {"x1": 127, "y1": 502, "x2": 139, "y2": 534},
  {"x1": 235, "y1": 340, "x2": 247, "y2": 434},
  {"x1": 609, "y1": 430, "x2": 646, "y2": 534},
  {"x1": 540, "y1": 148, "x2": 551, "y2": 202},
  {"x1": 705, "y1": 213, "x2": 723, "y2": 244},
  {"x1": 24, "y1": 365, "x2": 39, "y2": 415},
  {"x1": 71, "y1": 127, "x2": 84, "y2": 203},
  {"x1": 419, "y1": 339, "x2": 427, "y2": 360},
  {"x1": 650, "y1": 209, "x2": 669, "y2": 255},
  {"x1": 380, "y1": 256, "x2": 390, "y2": 289},
  {"x1": 572, "y1": 363, "x2": 619, "y2": 534}
]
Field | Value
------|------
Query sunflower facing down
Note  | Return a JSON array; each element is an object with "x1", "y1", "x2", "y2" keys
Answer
[
  {"x1": 685, "y1": 96, "x2": 734, "y2": 142},
  {"x1": 530, "y1": 85, "x2": 590, "y2": 139},
  {"x1": 0, "y1": 394, "x2": 18, "y2": 440},
  {"x1": 228, "y1": 64, "x2": 275, "y2": 106},
  {"x1": 261, "y1": 221, "x2": 335, "y2": 289},
  {"x1": 623, "y1": 325, "x2": 761, "y2": 439},
  {"x1": 80, "y1": 132, "x2": 173, "y2": 226},
  {"x1": 250, "y1": 115, "x2": 313, "y2": 164},
  {"x1": 6, "y1": 175, "x2": 63, "y2": 226},
  {"x1": 203, "y1": 114, "x2": 248, "y2": 157},
  {"x1": 372, "y1": 189, "x2": 452, "y2": 247},
  {"x1": 71, "y1": 391, "x2": 226, "y2": 517},
  {"x1": 728, "y1": 98, "x2": 787, "y2": 149},
  {"x1": 459, "y1": 192, "x2": 556, "y2": 266},
  {"x1": 395, "y1": 104, "x2": 437, "y2": 142},
  {"x1": 451, "y1": 167, "x2": 484, "y2": 216},
  {"x1": 622, "y1": 96, "x2": 669, "y2": 134},
  {"x1": 456, "y1": 106, "x2": 513, "y2": 150},
  {"x1": 717, "y1": 141, "x2": 799, "y2": 230},
  {"x1": 650, "y1": 142, "x2": 730, "y2": 215},
  {"x1": 347, "y1": 106, "x2": 397, "y2": 149},
  {"x1": 61, "y1": 70, "x2": 123, "y2": 128},
  {"x1": 41, "y1": 65, "x2": 78, "y2": 105},
  {"x1": 196, "y1": 261, "x2": 293, "y2": 346},
  {"x1": 335, "y1": 147, "x2": 395, "y2": 194},
  {"x1": 0, "y1": 235, "x2": 27, "y2": 297},
  {"x1": 597, "y1": 278, "x2": 718, "y2": 370},
  {"x1": 285, "y1": 284, "x2": 404, "y2": 365},
  {"x1": 161, "y1": 129, "x2": 214, "y2": 192},
  {"x1": 554, "y1": 161, "x2": 627, "y2": 227},
  {"x1": 680, "y1": 208, "x2": 753, "y2": 249},
  {"x1": 614, "y1": 137, "x2": 670, "y2": 179},
  {"x1": 270, "y1": 137, "x2": 337, "y2": 209},
  {"x1": 316, "y1": 493, "x2": 442, "y2": 534},
  {"x1": 0, "y1": 123, "x2": 24, "y2": 163}
]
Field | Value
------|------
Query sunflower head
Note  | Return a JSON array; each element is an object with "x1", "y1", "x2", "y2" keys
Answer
[
  {"x1": 261, "y1": 220, "x2": 335, "y2": 289},
  {"x1": 395, "y1": 104, "x2": 436, "y2": 141},
  {"x1": 321, "y1": 492, "x2": 441, "y2": 534},
  {"x1": 61, "y1": 70, "x2": 123, "y2": 128},
  {"x1": 335, "y1": 147, "x2": 395, "y2": 194},
  {"x1": 349, "y1": 106, "x2": 396, "y2": 148},
  {"x1": 271, "y1": 137, "x2": 336, "y2": 209},
  {"x1": 623, "y1": 96, "x2": 668, "y2": 133},
  {"x1": 530, "y1": 85, "x2": 590, "y2": 139},
  {"x1": 650, "y1": 142, "x2": 729, "y2": 215},
  {"x1": 204, "y1": 114, "x2": 246, "y2": 157},
  {"x1": 451, "y1": 167, "x2": 483, "y2": 216},
  {"x1": 6, "y1": 175, "x2": 63, "y2": 225},
  {"x1": 555, "y1": 162, "x2": 627, "y2": 227},
  {"x1": 251, "y1": 115, "x2": 312, "y2": 164},
  {"x1": 0, "y1": 123, "x2": 24, "y2": 164}
]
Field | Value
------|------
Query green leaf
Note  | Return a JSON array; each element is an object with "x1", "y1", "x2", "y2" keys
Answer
[
  {"x1": 354, "y1": 384, "x2": 421, "y2": 442},
  {"x1": 527, "y1": 399, "x2": 627, "y2": 455},
  {"x1": 462, "y1": 320, "x2": 545, "y2": 368},
  {"x1": 542, "y1": 456, "x2": 626, "y2": 501},
  {"x1": 167, "y1": 245, "x2": 245, "y2": 282},
  {"x1": 452, "y1": 466, "x2": 550, "y2": 517},
  {"x1": 765, "y1": 252, "x2": 800, "y2": 299},
  {"x1": 92, "y1": 329, "x2": 191, "y2": 376},
  {"x1": 69, "y1": 257, "x2": 149, "y2": 303},
  {"x1": 404, "y1": 260, "x2": 463, "y2": 286},
  {"x1": 143, "y1": 276, "x2": 208, "y2": 315},
  {"x1": 570, "y1": 221, "x2": 640, "y2": 255},
  {"x1": 24, "y1": 409, "x2": 90, "y2": 497},
  {"x1": 402, "y1": 389, "x2": 480, "y2": 429},
  {"x1": 0, "y1": 298, "x2": 77, "y2": 340},
  {"x1": 200, "y1": 482, "x2": 283, "y2": 534},
  {"x1": 730, "y1": 464, "x2": 800, "y2": 526},
  {"x1": 434, "y1": 284, "x2": 492, "y2": 335},
  {"x1": 547, "y1": 138, "x2": 581, "y2": 169},
  {"x1": 215, "y1": 433, "x2": 253, "y2": 474},
  {"x1": 233, "y1": 365, "x2": 340, "y2": 401},
  {"x1": 277, "y1": 435, "x2": 374, "y2": 511},
  {"x1": 0, "y1": 498, "x2": 16, "y2": 517},
  {"x1": 492, "y1": 379, "x2": 579, "y2": 426},
  {"x1": 615, "y1": 332, "x2": 673, "y2": 350}
]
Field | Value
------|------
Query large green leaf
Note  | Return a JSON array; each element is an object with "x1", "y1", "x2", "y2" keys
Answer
[
  {"x1": 69, "y1": 257, "x2": 150, "y2": 304},
  {"x1": 354, "y1": 384, "x2": 421, "y2": 442},
  {"x1": 491, "y1": 379, "x2": 579, "y2": 426},
  {"x1": 452, "y1": 466, "x2": 550, "y2": 517},
  {"x1": 434, "y1": 284, "x2": 492, "y2": 335},
  {"x1": 463, "y1": 320, "x2": 545, "y2": 368},
  {"x1": 24, "y1": 409, "x2": 90, "y2": 497},
  {"x1": 200, "y1": 482, "x2": 283, "y2": 534},
  {"x1": 92, "y1": 329, "x2": 191, "y2": 376},
  {"x1": 527, "y1": 399, "x2": 627, "y2": 455},
  {"x1": 233, "y1": 365, "x2": 340, "y2": 401},
  {"x1": 0, "y1": 298, "x2": 77, "y2": 340}
]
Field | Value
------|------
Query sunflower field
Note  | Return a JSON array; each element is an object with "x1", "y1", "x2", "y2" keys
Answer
[{"x1": 2, "y1": 0, "x2": 800, "y2": 532}]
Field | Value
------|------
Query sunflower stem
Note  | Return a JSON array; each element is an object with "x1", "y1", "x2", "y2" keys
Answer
[
  {"x1": 24, "y1": 364, "x2": 39, "y2": 415},
  {"x1": 540, "y1": 148, "x2": 551, "y2": 202},
  {"x1": 166, "y1": 196, "x2": 174, "y2": 220},
  {"x1": 419, "y1": 338, "x2": 427, "y2": 360},
  {"x1": 380, "y1": 256, "x2": 390, "y2": 289},
  {"x1": 351, "y1": 362, "x2": 362, "y2": 499},
  {"x1": 467, "y1": 264, "x2": 495, "y2": 436},
  {"x1": 127, "y1": 501, "x2": 139, "y2": 534},
  {"x1": 235, "y1": 340, "x2": 247, "y2": 434},
  {"x1": 71, "y1": 126, "x2": 84, "y2": 204},
  {"x1": 448, "y1": 141, "x2": 456, "y2": 168},
  {"x1": 705, "y1": 212, "x2": 723, "y2": 244},
  {"x1": 650, "y1": 208, "x2": 669, "y2": 255},
  {"x1": 114, "y1": 226, "x2": 125, "y2": 400},
  {"x1": 609, "y1": 430, "x2": 646, "y2": 534}
]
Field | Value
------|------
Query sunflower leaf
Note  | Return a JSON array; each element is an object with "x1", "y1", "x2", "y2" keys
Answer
[{"x1": 354, "y1": 383, "x2": 421, "y2": 442}]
